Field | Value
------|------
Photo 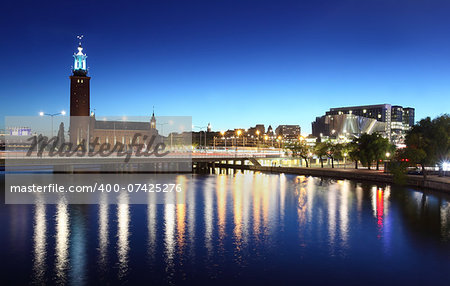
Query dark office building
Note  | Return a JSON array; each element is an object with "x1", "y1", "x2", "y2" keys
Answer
[{"x1": 275, "y1": 125, "x2": 301, "y2": 139}]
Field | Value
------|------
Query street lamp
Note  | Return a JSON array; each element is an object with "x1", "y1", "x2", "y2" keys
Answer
[
  {"x1": 384, "y1": 152, "x2": 391, "y2": 173},
  {"x1": 236, "y1": 130, "x2": 242, "y2": 151},
  {"x1": 193, "y1": 125, "x2": 207, "y2": 149},
  {"x1": 39, "y1": 110, "x2": 66, "y2": 138},
  {"x1": 256, "y1": 130, "x2": 260, "y2": 150},
  {"x1": 220, "y1": 130, "x2": 227, "y2": 150}
]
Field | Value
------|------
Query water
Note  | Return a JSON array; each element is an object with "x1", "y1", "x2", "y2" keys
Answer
[{"x1": 1, "y1": 171, "x2": 450, "y2": 285}]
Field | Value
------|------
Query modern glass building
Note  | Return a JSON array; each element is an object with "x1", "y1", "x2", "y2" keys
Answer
[{"x1": 312, "y1": 104, "x2": 415, "y2": 145}]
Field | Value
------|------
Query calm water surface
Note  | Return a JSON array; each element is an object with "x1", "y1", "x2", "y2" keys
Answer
[{"x1": 1, "y1": 171, "x2": 450, "y2": 285}]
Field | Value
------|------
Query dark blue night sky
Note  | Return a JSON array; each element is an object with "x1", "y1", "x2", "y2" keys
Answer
[{"x1": 1, "y1": 0, "x2": 449, "y2": 133}]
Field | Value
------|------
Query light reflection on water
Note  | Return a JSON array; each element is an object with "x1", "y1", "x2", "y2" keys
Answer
[
  {"x1": 32, "y1": 203, "x2": 46, "y2": 284},
  {"x1": 55, "y1": 200, "x2": 69, "y2": 285},
  {"x1": 2, "y1": 172, "x2": 450, "y2": 285},
  {"x1": 98, "y1": 195, "x2": 109, "y2": 275},
  {"x1": 117, "y1": 192, "x2": 130, "y2": 281},
  {"x1": 441, "y1": 201, "x2": 450, "y2": 241}
]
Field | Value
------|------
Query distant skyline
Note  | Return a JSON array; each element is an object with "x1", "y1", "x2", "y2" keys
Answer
[{"x1": 1, "y1": 0, "x2": 450, "y2": 134}]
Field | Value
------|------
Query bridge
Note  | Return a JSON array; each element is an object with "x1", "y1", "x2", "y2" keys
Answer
[{"x1": 1, "y1": 150, "x2": 284, "y2": 173}]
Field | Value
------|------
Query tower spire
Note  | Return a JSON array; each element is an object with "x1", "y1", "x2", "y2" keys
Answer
[
  {"x1": 73, "y1": 35, "x2": 87, "y2": 76},
  {"x1": 150, "y1": 106, "x2": 156, "y2": 129}
]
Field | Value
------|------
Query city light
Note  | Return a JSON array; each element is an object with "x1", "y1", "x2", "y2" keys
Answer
[
  {"x1": 385, "y1": 152, "x2": 390, "y2": 158},
  {"x1": 443, "y1": 161, "x2": 450, "y2": 171},
  {"x1": 38, "y1": 111, "x2": 66, "y2": 137}
]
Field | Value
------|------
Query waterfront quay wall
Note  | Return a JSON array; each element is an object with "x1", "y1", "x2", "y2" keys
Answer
[
  {"x1": 244, "y1": 165, "x2": 450, "y2": 193},
  {"x1": 206, "y1": 163, "x2": 449, "y2": 193}
]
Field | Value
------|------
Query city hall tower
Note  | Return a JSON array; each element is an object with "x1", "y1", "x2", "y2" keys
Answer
[{"x1": 70, "y1": 36, "x2": 90, "y2": 116}]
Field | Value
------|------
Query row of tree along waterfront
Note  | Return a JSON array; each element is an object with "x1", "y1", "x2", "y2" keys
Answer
[{"x1": 285, "y1": 114, "x2": 449, "y2": 179}]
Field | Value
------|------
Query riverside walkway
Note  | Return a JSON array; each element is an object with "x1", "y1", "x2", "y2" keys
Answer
[{"x1": 243, "y1": 165, "x2": 450, "y2": 193}]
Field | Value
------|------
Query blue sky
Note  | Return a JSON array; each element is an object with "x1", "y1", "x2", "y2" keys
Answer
[{"x1": 1, "y1": 0, "x2": 449, "y2": 134}]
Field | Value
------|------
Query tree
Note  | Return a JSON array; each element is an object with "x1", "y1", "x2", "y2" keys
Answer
[
  {"x1": 355, "y1": 134, "x2": 376, "y2": 169},
  {"x1": 315, "y1": 142, "x2": 328, "y2": 168},
  {"x1": 325, "y1": 142, "x2": 344, "y2": 168},
  {"x1": 405, "y1": 114, "x2": 450, "y2": 178},
  {"x1": 285, "y1": 141, "x2": 311, "y2": 167},
  {"x1": 347, "y1": 140, "x2": 360, "y2": 169},
  {"x1": 350, "y1": 133, "x2": 392, "y2": 170},
  {"x1": 372, "y1": 134, "x2": 394, "y2": 170}
]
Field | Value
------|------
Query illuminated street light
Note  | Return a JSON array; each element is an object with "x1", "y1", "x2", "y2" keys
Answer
[
  {"x1": 235, "y1": 130, "x2": 242, "y2": 151},
  {"x1": 39, "y1": 110, "x2": 66, "y2": 138},
  {"x1": 384, "y1": 152, "x2": 392, "y2": 173},
  {"x1": 193, "y1": 125, "x2": 207, "y2": 149}
]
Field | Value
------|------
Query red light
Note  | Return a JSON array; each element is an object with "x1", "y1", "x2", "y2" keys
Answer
[{"x1": 406, "y1": 159, "x2": 409, "y2": 162}]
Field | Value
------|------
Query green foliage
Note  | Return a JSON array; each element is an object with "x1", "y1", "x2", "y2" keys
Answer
[
  {"x1": 322, "y1": 142, "x2": 345, "y2": 168},
  {"x1": 314, "y1": 142, "x2": 328, "y2": 168},
  {"x1": 405, "y1": 114, "x2": 450, "y2": 169},
  {"x1": 388, "y1": 161, "x2": 408, "y2": 185},
  {"x1": 284, "y1": 141, "x2": 311, "y2": 167},
  {"x1": 350, "y1": 133, "x2": 393, "y2": 169}
]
